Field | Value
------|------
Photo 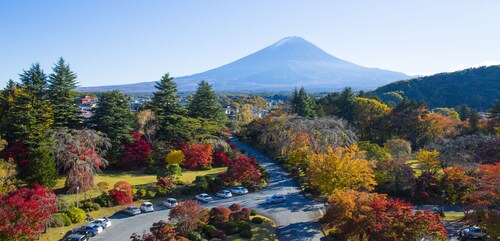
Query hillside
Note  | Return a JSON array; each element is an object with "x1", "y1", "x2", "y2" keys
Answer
[
  {"x1": 77, "y1": 36, "x2": 409, "y2": 93},
  {"x1": 372, "y1": 66, "x2": 500, "y2": 110}
]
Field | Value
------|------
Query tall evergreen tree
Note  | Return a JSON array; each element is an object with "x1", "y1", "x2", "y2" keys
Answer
[
  {"x1": 291, "y1": 87, "x2": 318, "y2": 119},
  {"x1": 187, "y1": 81, "x2": 226, "y2": 126},
  {"x1": 48, "y1": 57, "x2": 81, "y2": 128},
  {"x1": 0, "y1": 84, "x2": 54, "y2": 146},
  {"x1": 488, "y1": 99, "x2": 500, "y2": 118},
  {"x1": 23, "y1": 145, "x2": 57, "y2": 188},
  {"x1": 92, "y1": 90, "x2": 133, "y2": 159},
  {"x1": 19, "y1": 63, "x2": 48, "y2": 100},
  {"x1": 150, "y1": 73, "x2": 186, "y2": 140},
  {"x1": 336, "y1": 87, "x2": 357, "y2": 123}
]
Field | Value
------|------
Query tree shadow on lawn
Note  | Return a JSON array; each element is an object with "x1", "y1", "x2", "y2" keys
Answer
[{"x1": 277, "y1": 221, "x2": 326, "y2": 241}]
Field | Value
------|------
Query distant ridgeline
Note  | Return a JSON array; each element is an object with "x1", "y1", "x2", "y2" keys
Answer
[{"x1": 372, "y1": 65, "x2": 500, "y2": 110}]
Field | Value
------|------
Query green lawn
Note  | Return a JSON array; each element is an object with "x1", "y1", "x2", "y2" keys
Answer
[
  {"x1": 442, "y1": 212, "x2": 465, "y2": 221},
  {"x1": 226, "y1": 215, "x2": 278, "y2": 241}
]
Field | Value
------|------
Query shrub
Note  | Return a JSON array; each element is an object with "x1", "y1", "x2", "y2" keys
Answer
[
  {"x1": 109, "y1": 181, "x2": 133, "y2": 205},
  {"x1": 92, "y1": 203, "x2": 101, "y2": 211},
  {"x1": 56, "y1": 198, "x2": 73, "y2": 213},
  {"x1": 236, "y1": 221, "x2": 251, "y2": 232},
  {"x1": 230, "y1": 208, "x2": 250, "y2": 222},
  {"x1": 136, "y1": 188, "x2": 147, "y2": 198},
  {"x1": 208, "y1": 229, "x2": 226, "y2": 239},
  {"x1": 221, "y1": 221, "x2": 239, "y2": 235},
  {"x1": 250, "y1": 209, "x2": 257, "y2": 216},
  {"x1": 229, "y1": 203, "x2": 241, "y2": 211},
  {"x1": 251, "y1": 217, "x2": 264, "y2": 224},
  {"x1": 95, "y1": 194, "x2": 112, "y2": 207},
  {"x1": 209, "y1": 206, "x2": 231, "y2": 228},
  {"x1": 186, "y1": 231, "x2": 202, "y2": 241},
  {"x1": 67, "y1": 207, "x2": 86, "y2": 223},
  {"x1": 239, "y1": 229, "x2": 253, "y2": 238},
  {"x1": 146, "y1": 190, "x2": 156, "y2": 199},
  {"x1": 175, "y1": 179, "x2": 185, "y2": 185},
  {"x1": 49, "y1": 213, "x2": 71, "y2": 227}
]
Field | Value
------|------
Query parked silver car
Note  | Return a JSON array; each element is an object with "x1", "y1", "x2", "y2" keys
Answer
[
  {"x1": 140, "y1": 202, "x2": 155, "y2": 213},
  {"x1": 460, "y1": 226, "x2": 487, "y2": 240},
  {"x1": 266, "y1": 194, "x2": 286, "y2": 204},
  {"x1": 163, "y1": 198, "x2": 178, "y2": 208},
  {"x1": 229, "y1": 186, "x2": 248, "y2": 195},
  {"x1": 216, "y1": 190, "x2": 233, "y2": 198},
  {"x1": 88, "y1": 218, "x2": 111, "y2": 229},
  {"x1": 195, "y1": 193, "x2": 213, "y2": 203},
  {"x1": 123, "y1": 206, "x2": 141, "y2": 216}
]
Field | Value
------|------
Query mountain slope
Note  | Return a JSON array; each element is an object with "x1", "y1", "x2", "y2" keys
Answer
[
  {"x1": 77, "y1": 36, "x2": 409, "y2": 93},
  {"x1": 372, "y1": 66, "x2": 500, "y2": 110}
]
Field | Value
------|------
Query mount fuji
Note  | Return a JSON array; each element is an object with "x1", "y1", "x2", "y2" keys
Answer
[{"x1": 78, "y1": 37, "x2": 409, "y2": 93}]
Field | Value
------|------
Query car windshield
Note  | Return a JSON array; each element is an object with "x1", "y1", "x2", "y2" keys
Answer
[{"x1": 146, "y1": 204, "x2": 152, "y2": 207}]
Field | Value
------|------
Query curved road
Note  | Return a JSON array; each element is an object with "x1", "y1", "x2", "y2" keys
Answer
[{"x1": 93, "y1": 138, "x2": 325, "y2": 241}]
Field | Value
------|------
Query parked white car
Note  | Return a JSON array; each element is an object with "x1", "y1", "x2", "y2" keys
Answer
[
  {"x1": 140, "y1": 202, "x2": 155, "y2": 213},
  {"x1": 195, "y1": 193, "x2": 213, "y2": 203},
  {"x1": 229, "y1": 186, "x2": 248, "y2": 195},
  {"x1": 216, "y1": 190, "x2": 233, "y2": 198},
  {"x1": 88, "y1": 218, "x2": 111, "y2": 229},
  {"x1": 163, "y1": 198, "x2": 178, "y2": 208},
  {"x1": 63, "y1": 234, "x2": 89, "y2": 241},
  {"x1": 266, "y1": 194, "x2": 286, "y2": 204}
]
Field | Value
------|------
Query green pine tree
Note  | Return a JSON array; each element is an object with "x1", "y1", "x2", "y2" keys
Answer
[
  {"x1": 187, "y1": 81, "x2": 227, "y2": 126},
  {"x1": 92, "y1": 90, "x2": 133, "y2": 160},
  {"x1": 19, "y1": 63, "x2": 48, "y2": 100},
  {"x1": 24, "y1": 145, "x2": 57, "y2": 188},
  {"x1": 291, "y1": 87, "x2": 318, "y2": 119},
  {"x1": 488, "y1": 99, "x2": 500, "y2": 118},
  {"x1": 150, "y1": 73, "x2": 186, "y2": 141},
  {"x1": 48, "y1": 57, "x2": 81, "y2": 128}
]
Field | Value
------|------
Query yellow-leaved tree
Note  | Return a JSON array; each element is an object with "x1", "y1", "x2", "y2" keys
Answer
[
  {"x1": 416, "y1": 150, "x2": 441, "y2": 174},
  {"x1": 307, "y1": 144, "x2": 375, "y2": 195},
  {"x1": 165, "y1": 150, "x2": 185, "y2": 166}
]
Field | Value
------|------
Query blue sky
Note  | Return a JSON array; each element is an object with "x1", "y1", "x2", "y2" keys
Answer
[{"x1": 1, "y1": 0, "x2": 499, "y2": 87}]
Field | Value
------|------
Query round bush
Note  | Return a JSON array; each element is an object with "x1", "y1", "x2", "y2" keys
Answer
[
  {"x1": 236, "y1": 221, "x2": 251, "y2": 232},
  {"x1": 146, "y1": 190, "x2": 156, "y2": 199},
  {"x1": 208, "y1": 229, "x2": 226, "y2": 239},
  {"x1": 56, "y1": 199, "x2": 73, "y2": 213},
  {"x1": 67, "y1": 207, "x2": 86, "y2": 223},
  {"x1": 49, "y1": 213, "x2": 71, "y2": 227},
  {"x1": 229, "y1": 203, "x2": 241, "y2": 211},
  {"x1": 91, "y1": 203, "x2": 101, "y2": 211},
  {"x1": 251, "y1": 217, "x2": 264, "y2": 224},
  {"x1": 250, "y1": 209, "x2": 257, "y2": 216},
  {"x1": 95, "y1": 194, "x2": 112, "y2": 207},
  {"x1": 221, "y1": 221, "x2": 239, "y2": 235},
  {"x1": 239, "y1": 229, "x2": 253, "y2": 238}
]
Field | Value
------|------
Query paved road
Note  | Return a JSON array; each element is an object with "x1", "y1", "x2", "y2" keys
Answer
[{"x1": 93, "y1": 138, "x2": 325, "y2": 241}]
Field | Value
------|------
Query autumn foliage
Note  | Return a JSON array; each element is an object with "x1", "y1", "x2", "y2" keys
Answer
[
  {"x1": 212, "y1": 152, "x2": 231, "y2": 167},
  {"x1": 169, "y1": 200, "x2": 208, "y2": 236},
  {"x1": 182, "y1": 143, "x2": 213, "y2": 169},
  {"x1": 322, "y1": 190, "x2": 447, "y2": 241},
  {"x1": 226, "y1": 157, "x2": 261, "y2": 184},
  {"x1": 308, "y1": 144, "x2": 375, "y2": 194},
  {"x1": 209, "y1": 206, "x2": 231, "y2": 228},
  {"x1": 0, "y1": 185, "x2": 58, "y2": 240},
  {"x1": 120, "y1": 131, "x2": 153, "y2": 170},
  {"x1": 109, "y1": 181, "x2": 133, "y2": 205},
  {"x1": 130, "y1": 220, "x2": 188, "y2": 241}
]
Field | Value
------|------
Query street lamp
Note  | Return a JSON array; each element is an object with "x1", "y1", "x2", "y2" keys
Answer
[{"x1": 76, "y1": 186, "x2": 80, "y2": 208}]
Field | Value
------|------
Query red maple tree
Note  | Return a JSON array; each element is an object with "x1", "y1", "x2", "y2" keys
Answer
[
  {"x1": 213, "y1": 152, "x2": 231, "y2": 167},
  {"x1": 0, "y1": 185, "x2": 58, "y2": 240},
  {"x1": 226, "y1": 157, "x2": 261, "y2": 184},
  {"x1": 169, "y1": 200, "x2": 208, "y2": 236},
  {"x1": 120, "y1": 131, "x2": 153, "y2": 170},
  {"x1": 109, "y1": 181, "x2": 133, "y2": 205},
  {"x1": 182, "y1": 143, "x2": 213, "y2": 170}
]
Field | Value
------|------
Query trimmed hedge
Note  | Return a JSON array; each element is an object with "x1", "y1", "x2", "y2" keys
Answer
[
  {"x1": 251, "y1": 216, "x2": 264, "y2": 224},
  {"x1": 221, "y1": 221, "x2": 239, "y2": 235},
  {"x1": 239, "y1": 229, "x2": 253, "y2": 238}
]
